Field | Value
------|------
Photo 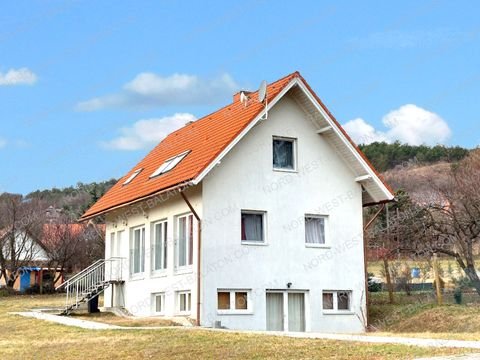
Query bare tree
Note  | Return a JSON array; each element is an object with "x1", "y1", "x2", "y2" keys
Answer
[
  {"x1": 422, "y1": 150, "x2": 480, "y2": 294},
  {"x1": 373, "y1": 150, "x2": 480, "y2": 296},
  {"x1": 41, "y1": 217, "x2": 84, "y2": 288},
  {"x1": 0, "y1": 194, "x2": 44, "y2": 288}
]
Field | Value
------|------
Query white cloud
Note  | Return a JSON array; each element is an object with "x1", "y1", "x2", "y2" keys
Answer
[
  {"x1": 0, "y1": 68, "x2": 37, "y2": 86},
  {"x1": 0, "y1": 138, "x2": 6, "y2": 148},
  {"x1": 76, "y1": 72, "x2": 239, "y2": 111},
  {"x1": 343, "y1": 118, "x2": 388, "y2": 145},
  {"x1": 101, "y1": 113, "x2": 196, "y2": 151},
  {"x1": 343, "y1": 104, "x2": 451, "y2": 146}
]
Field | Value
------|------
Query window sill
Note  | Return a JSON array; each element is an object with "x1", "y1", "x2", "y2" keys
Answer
[
  {"x1": 174, "y1": 267, "x2": 193, "y2": 275},
  {"x1": 241, "y1": 241, "x2": 268, "y2": 246},
  {"x1": 273, "y1": 168, "x2": 298, "y2": 173},
  {"x1": 305, "y1": 244, "x2": 330, "y2": 249},
  {"x1": 323, "y1": 311, "x2": 354, "y2": 315},
  {"x1": 217, "y1": 310, "x2": 253, "y2": 315},
  {"x1": 176, "y1": 312, "x2": 191, "y2": 316},
  {"x1": 129, "y1": 275, "x2": 145, "y2": 281},
  {"x1": 151, "y1": 271, "x2": 168, "y2": 278}
]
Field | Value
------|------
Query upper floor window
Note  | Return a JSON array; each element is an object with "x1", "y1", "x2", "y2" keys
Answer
[
  {"x1": 305, "y1": 215, "x2": 327, "y2": 246},
  {"x1": 130, "y1": 226, "x2": 145, "y2": 275},
  {"x1": 177, "y1": 214, "x2": 194, "y2": 267},
  {"x1": 241, "y1": 210, "x2": 266, "y2": 243},
  {"x1": 150, "y1": 150, "x2": 190, "y2": 178},
  {"x1": 273, "y1": 137, "x2": 296, "y2": 170},
  {"x1": 152, "y1": 220, "x2": 168, "y2": 271}
]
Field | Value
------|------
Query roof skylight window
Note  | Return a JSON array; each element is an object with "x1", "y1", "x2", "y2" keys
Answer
[
  {"x1": 123, "y1": 168, "x2": 143, "y2": 185},
  {"x1": 150, "y1": 150, "x2": 190, "y2": 178}
]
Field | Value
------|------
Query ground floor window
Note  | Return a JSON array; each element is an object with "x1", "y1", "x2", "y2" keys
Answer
[
  {"x1": 217, "y1": 289, "x2": 251, "y2": 313},
  {"x1": 130, "y1": 226, "x2": 145, "y2": 275},
  {"x1": 177, "y1": 291, "x2": 191, "y2": 314},
  {"x1": 322, "y1": 290, "x2": 351, "y2": 312},
  {"x1": 152, "y1": 293, "x2": 165, "y2": 314}
]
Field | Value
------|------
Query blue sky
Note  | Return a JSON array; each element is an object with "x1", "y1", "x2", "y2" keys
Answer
[{"x1": 1, "y1": 0, "x2": 479, "y2": 194}]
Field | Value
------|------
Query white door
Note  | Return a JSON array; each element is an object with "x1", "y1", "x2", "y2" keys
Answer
[
  {"x1": 266, "y1": 292, "x2": 284, "y2": 331},
  {"x1": 288, "y1": 293, "x2": 305, "y2": 332}
]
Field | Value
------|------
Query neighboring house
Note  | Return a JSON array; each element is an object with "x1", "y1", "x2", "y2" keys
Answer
[
  {"x1": 0, "y1": 227, "x2": 62, "y2": 292},
  {"x1": 79, "y1": 72, "x2": 394, "y2": 333}
]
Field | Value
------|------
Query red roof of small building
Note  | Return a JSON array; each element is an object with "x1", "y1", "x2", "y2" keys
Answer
[{"x1": 82, "y1": 72, "x2": 393, "y2": 219}]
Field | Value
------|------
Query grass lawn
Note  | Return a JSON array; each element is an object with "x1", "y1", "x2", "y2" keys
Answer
[
  {"x1": 0, "y1": 294, "x2": 476, "y2": 360},
  {"x1": 72, "y1": 311, "x2": 181, "y2": 327}
]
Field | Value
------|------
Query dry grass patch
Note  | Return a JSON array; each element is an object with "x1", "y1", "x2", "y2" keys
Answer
[{"x1": 0, "y1": 294, "x2": 475, "y2": 359}]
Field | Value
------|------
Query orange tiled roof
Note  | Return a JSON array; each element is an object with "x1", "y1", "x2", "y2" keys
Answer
[
  {"x1": 82, "y1": 71, "x2": 393, "y2": 219},
  {"x1": 82, "y1": 72, "x2": 299, "y2": 219}
]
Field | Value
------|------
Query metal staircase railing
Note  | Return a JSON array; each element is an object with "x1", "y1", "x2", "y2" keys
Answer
[{"x1": 56, "y1": 257, "x2": 125, "y2": 315}]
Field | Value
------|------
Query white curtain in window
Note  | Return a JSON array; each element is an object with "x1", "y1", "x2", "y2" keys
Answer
[
  {"x1": 288, "y1": 293, "x2": 305, "y2": 332},
  {"x1": 273, "y1": 140, "x2": 293, "y2": 169},
  {"x1": 266, "y1": 293, "x2": 284, "y2": 331},
  {"x1": 242, "y1": 214, "x2": 263, "y2": 241},
  {"x1": 305, "y1": 217, "x2": 325, "y2": 244},
  {"x1": 154, "y1": 223, "x2": 162, "y2": 270},
  {"x1": 178, "y1": 217, "x2": 187, "y2": 266},
  {"x1": 135, "y1": 231, "x2": 141, "y2": 273}
]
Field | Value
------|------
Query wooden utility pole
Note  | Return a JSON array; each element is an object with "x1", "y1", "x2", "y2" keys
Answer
[{"x1": 433, "y1": 253, "x2": 443, "y2": 305}]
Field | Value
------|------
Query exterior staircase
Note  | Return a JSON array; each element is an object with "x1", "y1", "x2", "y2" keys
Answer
[{"x1": 56, "y1": 257, "x2": 125, "y2": 315}]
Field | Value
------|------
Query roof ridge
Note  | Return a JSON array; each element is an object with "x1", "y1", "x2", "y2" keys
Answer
[{"x1": 165, "y1": 71, "x2": 301, "y2": 139}]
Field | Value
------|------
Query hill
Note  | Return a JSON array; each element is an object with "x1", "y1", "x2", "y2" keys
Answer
[
  {"x1": 24, "y1": 179, "x2": 117, "y2": 219},
  {"x1": 359, "y1": 142, "x2": 469, "y2": 172}
]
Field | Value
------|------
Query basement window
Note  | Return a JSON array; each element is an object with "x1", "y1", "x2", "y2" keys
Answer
[
  {"x1": 322, "y1": 290, "x2": 352, "y2": 313},
  {"x1": 177, "y1": 291, "x2": 191, "y2": 314},
  {"x1": 150, "y1": 150, "x2": 190, "y2": 178},
  {"x1": 123, "y1": 168, "x2": 142, "y2": 185},
  {"x1": 217, "y1": 289, "x2": 251, "y2": 314},
  {"x1": 152, "y1": 293, "x2": 165, "y2": 314}
]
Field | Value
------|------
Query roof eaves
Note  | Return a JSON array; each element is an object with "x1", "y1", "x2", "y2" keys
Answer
[{"x1": 79, "y1": 179, "x2": 194, "y2": 221}]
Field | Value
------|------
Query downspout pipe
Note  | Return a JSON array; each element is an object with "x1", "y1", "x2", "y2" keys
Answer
[
  {"x1": 363, "y1": 203, "x2": 386, "y2": 329},
  {"x1": 180, "y1": 191, "x2": 202, "y2": 327}
]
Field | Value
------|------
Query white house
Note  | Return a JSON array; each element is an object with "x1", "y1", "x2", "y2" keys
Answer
[{"x1": 80, "y1": 72, "x2": 394, "y2": 333}]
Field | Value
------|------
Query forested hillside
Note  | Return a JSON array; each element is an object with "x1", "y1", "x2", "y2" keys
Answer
[
  {"x1": 25, "y1": 179, "x2": 117, "y2": 218},
  {"x1": 359, "y1": 142, "x2": 470, "y2": 172}
]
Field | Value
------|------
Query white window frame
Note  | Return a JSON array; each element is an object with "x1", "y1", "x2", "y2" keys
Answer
[
  {"x1": 322, "y1": 290, "x2": 353, "y2": 314},
  {"x1": 129, "y1": 225, "x2": 145, "y2": 277},
  {"x1": 176, "y1": 291, "x2": 192, "y2": 315},
  {"x1": 123, "y1": 168, "x2": 142, "y2": 185},
  {"x1": 151, "y1": 219, "x2": 168, "y2": 274},
  {"x1": 175, "y1": 213, "x2": 194, "y2": 270},
  {"x1": 272, "y1": 136, "x2": 297, "y2": 172},
  {"x1": 216, "y1": 289, "x2": 253, "y2": 315},
  {"x1": 241, "y1": 210, "x2": 267, "y2": 245},
  {"x1": 150, "y1": 150, "x2": 190, "y2": 178},
  {"x1": 152, "y1": 292, "x2": 165, "y2": 315},
  {"x1": 304, "y1": 214, "x2": 329, "y2": 248}
]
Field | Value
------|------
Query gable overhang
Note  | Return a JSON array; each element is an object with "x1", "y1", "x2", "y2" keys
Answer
[{"x1": 192, "y1": 77, "x2": 394, "y2": 206}]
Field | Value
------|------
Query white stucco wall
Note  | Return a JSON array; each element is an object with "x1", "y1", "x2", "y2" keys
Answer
[
  {"x1": 103, "y1": 185, "x2": 202, "y2": 318},
  {"x1": 201, "y1": 93, "x2": 366, "y2": 333}
]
